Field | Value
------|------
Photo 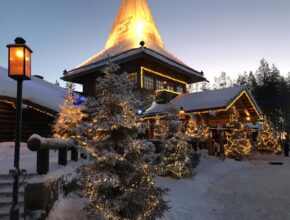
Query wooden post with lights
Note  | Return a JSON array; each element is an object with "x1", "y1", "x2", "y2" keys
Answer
[{"x1": 7, "y1": 37, "x2": 32, "y2": 220}]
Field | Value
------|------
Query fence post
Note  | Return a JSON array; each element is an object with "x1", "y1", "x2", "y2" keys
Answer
[
  {"x1": 58, "y1": 149, "x2": 67, "y2": 166},
  {"x1": 71, "y1": 147, "x2": 78, "y2": 161},
  {"x1": 37, "y1": 149, "x2": 49, "y2": 175}
]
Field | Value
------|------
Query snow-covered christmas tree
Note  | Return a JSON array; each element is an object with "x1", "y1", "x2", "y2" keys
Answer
[
  {"x1": 79, "y1": 63, "x2": 168, "y2": 219},
  {"x1": 224, "y1": 107, "x2": 252, "y2": 160},
  {"x1": 257, "y1": 117, "x2": 281, "y2": 154},
  {"x1": 185, "y1": 114, "x2": 210, "y2": 141},
  {"x1": 156, "y1": 105, "x2": 192, "y2": 179},
  {"x1": 53, "y1": 83, "x2": 85, "y2": 140},
  {"x1": 154, "y1": 115, "x2": 168, "y2": 139}
]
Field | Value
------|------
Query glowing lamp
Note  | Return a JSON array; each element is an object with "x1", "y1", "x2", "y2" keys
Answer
[
  {"x1": 179, "y1": 107, "x2": 186, "y2": 120},
  {"x1": 7, "y1": 37, "x2": 32, "y2": 80},
  {"x1": 246, "y1": 116, "x2": 251, "y2": 121}
]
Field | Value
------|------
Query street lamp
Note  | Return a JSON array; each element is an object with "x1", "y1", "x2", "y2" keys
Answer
[{"x1": 7, "y1": 37, "x2": 32, "y2": 220}]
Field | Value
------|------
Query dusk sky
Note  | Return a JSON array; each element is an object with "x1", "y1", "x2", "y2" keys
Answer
[{"x1": 0, "y1": 0, "x2": 289, "y2": 87}]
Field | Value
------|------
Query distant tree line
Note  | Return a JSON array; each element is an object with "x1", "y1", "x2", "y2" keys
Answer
[{"x1": 191, "y1": 59, "x2": 290, "y2": 132}]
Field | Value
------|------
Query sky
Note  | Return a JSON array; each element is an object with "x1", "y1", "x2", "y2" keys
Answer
[{"x1": 0, "y1": 0, "x2": 289, "y2": 88}]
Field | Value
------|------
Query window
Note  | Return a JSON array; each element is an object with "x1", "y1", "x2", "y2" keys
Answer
[
  {"x1": 144, "y1": 75, "x2": 154, "y2": 90},
  {"x1": 156, "y1": 79, "x2": 163, "y2": 90},
  {"x1": 177, "y1": 85, "x2": 184, "y2": 93},
  {"x1": 128, "y1": 72, "x2": 137, "y2": 85},
  {"x1": 167, "y1": 82, "x2": 174, "y2": 91}
]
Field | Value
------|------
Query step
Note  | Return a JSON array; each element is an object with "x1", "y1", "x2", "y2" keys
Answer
[
  {"x1": 0, "y1": 208, "x2": 24, "y2": 220},
  {"x1": 0, "y1": 200, "x2": 24, "y2": 208},
  {"x1": 0, "y1": 191, "x2": 24, "y2": 197},
  {"x1": 0, "y1": 196, "x2": 24, "y2": 204},
  {"x1": 0, "y1": 173, "x2": 36, "y2": 180},
  {"x1": 0, "y1": 185, "x2": 25, "y2": 193}
]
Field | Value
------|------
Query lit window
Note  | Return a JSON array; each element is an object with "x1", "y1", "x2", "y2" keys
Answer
[
  {"x1": 156, "y1": 79, "x2": 163, "y2": 90},
  {"x1": 144, "y1": 75, "x2": 154, "y2": 90},
  {"x1": 177, "y1": 85, "x2": 184, "y2": 93}
]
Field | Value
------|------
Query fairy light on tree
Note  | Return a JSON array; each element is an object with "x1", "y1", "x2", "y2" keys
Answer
[
  {"x1": 154, "y1": 115, "x2": 168, "y2": 139},
  {"x1": 224, "y1": 107, "x2": 252, "y2": 160},
  {"x1": 79, "y1": 63, "x2": 168, "y2": 219},
  {"x1": 53, "y1": 83, "x2": 85, "y2": 140},
  {"x1": 185, "y1": 114, "x2": 210, "y2": 140},
  {"x1": 257, "y1": 117, "x2": 281, "y2": 154},
  {"x1": 156, "y1": 104, "x2": 192, "y2": 179}
]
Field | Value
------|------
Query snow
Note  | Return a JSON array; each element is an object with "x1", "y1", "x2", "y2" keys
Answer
[
  {"x1": 47, "y1": 194, "x2": 88, "y2": 220},
  {"x1": 157, "y1": 153, "x2": 290, "y2": 220},
  {"x1": 0, "y1": 142, "x2": 60, "y2": 175},
  {"x1": 0, "y1": 66, "x2": 66, "y2": 112},
  {"x1": 2, "y1": 142, "x2": 290, "y2": 220}
]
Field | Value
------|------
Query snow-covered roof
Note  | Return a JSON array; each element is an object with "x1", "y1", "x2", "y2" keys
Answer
[
  {"x1": 62, "y1": 47, "x2": 205, "y2": 82},
  {"x1": 143, "y1": 85, "x2": 262, "y2": 116},
  {"x1": 0, "y1": 66, "x2": 66, "y2": 112}
]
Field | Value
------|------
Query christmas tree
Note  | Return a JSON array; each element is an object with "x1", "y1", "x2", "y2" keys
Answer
[
  {"x1": 257, "y1": 117, "x2": 281, "y2": 154},
  {"x1": 185, "y1": 114, "x2": 210, "y2": 140},
  {"x1": 79, "y1": 63, "x2": 168, "y2": 219},
  {"x1": 224, "y1": 107, "x2": 252, "y2": 160},
  {"x1": 156, "y1": 105, "x2": 192, "y2": 179},
  {"x1": 53, "y1": 83, "x2": 85, "y2": 140},
  {"x1": 154, "y1": 115, "x2": 168, "y2": 139}
]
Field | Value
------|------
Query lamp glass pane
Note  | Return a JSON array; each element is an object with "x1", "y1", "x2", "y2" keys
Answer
[
  {"x1": 9, "y1": 47, "x2": 24, "y2": 76},
  {"x1": 25, "y1": 48, "x2": 31, "y2": 78}
]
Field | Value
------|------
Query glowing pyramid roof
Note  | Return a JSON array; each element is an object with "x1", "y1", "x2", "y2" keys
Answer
[{"x1": 77, "y1": 0, "x2": 189, "y2": 68}]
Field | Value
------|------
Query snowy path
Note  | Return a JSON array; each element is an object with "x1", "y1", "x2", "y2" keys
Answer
[{"x1": 157, "y1": 154, "x2": 290, "y2": 220}]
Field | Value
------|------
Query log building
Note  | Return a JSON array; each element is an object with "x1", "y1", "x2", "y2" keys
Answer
[{"x1": 0, "y1": 67, "x2": 66, "y2": 142}]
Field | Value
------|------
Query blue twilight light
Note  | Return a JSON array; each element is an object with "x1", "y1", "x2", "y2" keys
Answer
[{"x1": 73, "y1": 92, "x2": 86, "y2": 106}]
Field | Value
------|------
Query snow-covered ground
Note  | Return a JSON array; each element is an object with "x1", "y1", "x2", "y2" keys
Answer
[
  {"x1": 157, "y1": 153, "x2": 290, "y2": 220},
  {"x1": 2, "y1": 144, "x2": 289, "y2": 220}
]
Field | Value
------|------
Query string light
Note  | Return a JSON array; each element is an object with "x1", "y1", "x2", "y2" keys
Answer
[
  {"x1": 224, "y1": 107, "x2": 252, "y2": 160},
  {"x1": 257, "y1": 117, "x2": 281, "y2": 154},
  {"x1": 0, "y1": 98, "x2": 55, "y2": 117},
  {"x1": 140, "y1": 66, "x2": 187, "y2": 88}
]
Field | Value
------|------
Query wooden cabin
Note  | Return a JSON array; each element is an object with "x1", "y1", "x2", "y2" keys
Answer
[
  {"x1": 0, "y1": 67, "x2": 66, "y2": 142},
  {"x1": 141, "y1": 85, "x2": 263, "y2": 139}
]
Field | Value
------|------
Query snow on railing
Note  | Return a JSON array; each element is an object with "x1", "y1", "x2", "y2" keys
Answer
[{"x1": 27, "y1": 134, "x2": 79, "y2": 175}]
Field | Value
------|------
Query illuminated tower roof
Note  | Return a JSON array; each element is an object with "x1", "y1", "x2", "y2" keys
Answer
[
  {"x1": 63, "y1": 0, "x2": 206, "y2": 87},
  {"x1": 76, "y1": 0, "x2": 189, "y2": 68},
  {"x1": 105, "y1": 0, "x2": 164, "y2": 50}
]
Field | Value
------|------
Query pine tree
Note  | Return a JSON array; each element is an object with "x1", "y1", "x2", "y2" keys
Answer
[
  {"x1": 185, "y1": 114, "x2": 210, "y2": 141},
  {"x1": 154, "y1": 115, "x2": 168, "y2": 139},
  {"x1": 53, "y1": 83, "x2": 84, "y2": 140},
  {"x1": 257, "y1": 117, "x2": 281, "y2": 154},
  {"x1": 156, "y1": 105, "x2": 192, "y2": 179},
  {"x1": 79, "y1": 63, "x2": 168, "y2": 220},
  {"x1": 224, "y1": 107, "x2": 252, "y2": 160}
]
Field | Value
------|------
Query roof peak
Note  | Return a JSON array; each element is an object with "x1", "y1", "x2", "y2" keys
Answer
[{"x1": 105, "y1": 0, "x2": 164, "y2": 50}]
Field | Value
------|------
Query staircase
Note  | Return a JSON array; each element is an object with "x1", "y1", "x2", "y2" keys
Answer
[{"x1": 0, "y1": 174, "x2": 28, "y2": 220}]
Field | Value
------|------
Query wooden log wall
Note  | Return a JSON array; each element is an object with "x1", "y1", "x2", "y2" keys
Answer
[{"x1": 0, "y1": 100, "x2": 55, "y2": 142}]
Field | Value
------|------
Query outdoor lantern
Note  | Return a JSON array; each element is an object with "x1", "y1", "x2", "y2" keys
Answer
[
  {"x1": 179, "y1": 107, "x2": 186, "y2": 120},
  {"x1": 7, "y1": 37, "x2": 32, "y2": 80}
]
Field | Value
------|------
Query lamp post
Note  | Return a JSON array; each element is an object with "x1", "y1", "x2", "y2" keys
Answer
[{"x1": 7, "y1": 37, "x2": 32, "y2": 220}]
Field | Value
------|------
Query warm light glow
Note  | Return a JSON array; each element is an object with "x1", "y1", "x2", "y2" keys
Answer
[
  {"x1": 105, "y1": 0, "x2": 164, "y2": 49},
  {"x1": 16, "y1": 50, "x2": 24, "y2": 58},
  {"x1": 155, "y1": 89, "x2": 181, "y2": 95},
  {"x1": 140, "y1": 66, "x2": 187, "y2": 89},
  {"x1": 246, "y1": 116, "x2": 251, "y2": 121}
]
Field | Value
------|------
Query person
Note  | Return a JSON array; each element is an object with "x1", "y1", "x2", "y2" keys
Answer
[{"x1": 284, "y1": 133, "x2": 289, "y2": 157}]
